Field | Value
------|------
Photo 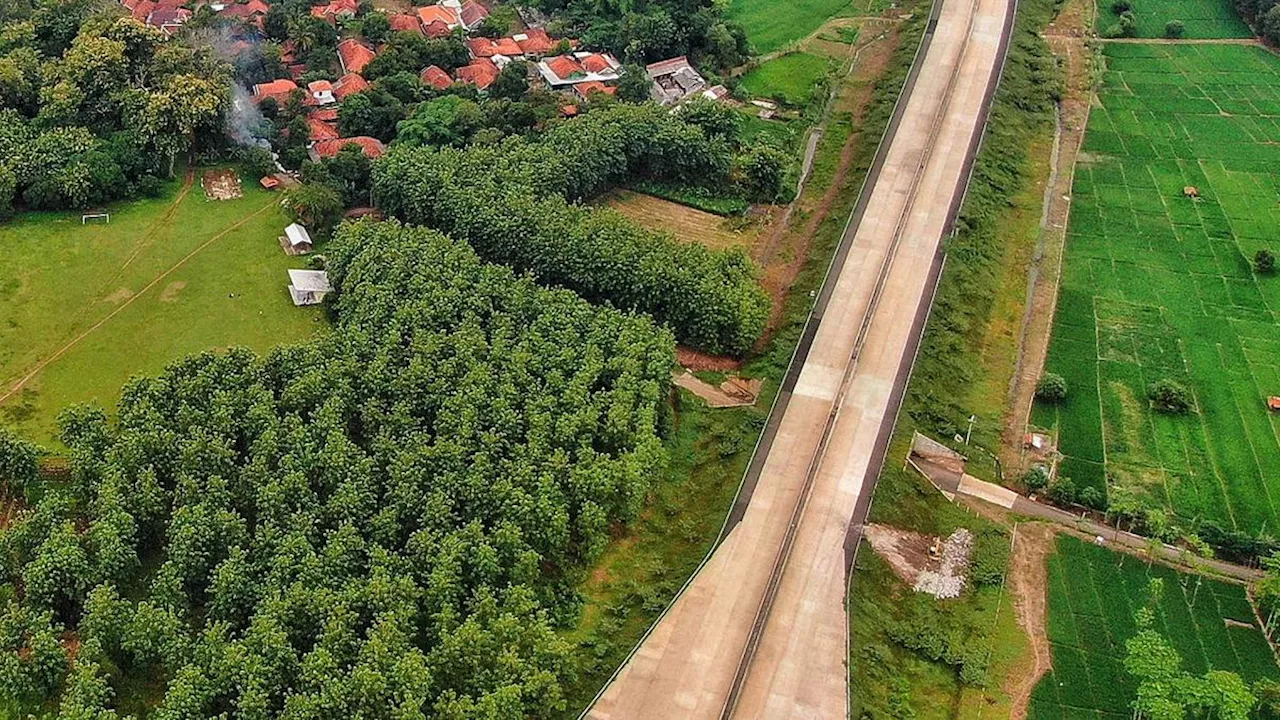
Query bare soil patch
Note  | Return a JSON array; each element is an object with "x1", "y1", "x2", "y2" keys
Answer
[
  {"x1": 1006, "y1": 523, "x2": 1057, "y2": 720},
  {"x1": 602, "y1": 190, "x2": 761, "y2": 251},
  {"x1": 159, "y1": 281, "x2": 187, "y2": 303},
  {"x1": 676, "y1": 346, "x2": 744, "y2": 372},
  {"x1": 202, "y1": 169, "x2": 243, "y2": 201},
  {"x1": 863, "y1": 523, "x2": 973, "y2": 598},
  {"x1": 103, "y1": 287, "x2": 134, "y2": 304},
  {"x1": 673, "y1": 371, "x2": 762, "y2": 408}
]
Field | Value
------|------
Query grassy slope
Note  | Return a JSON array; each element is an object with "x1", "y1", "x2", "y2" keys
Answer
[
  {"x1": 741, "y1": 52, "x2": 834, "y2": 107},
  {"x1": 0, "y1": 174, "x2": 325, "y2": 445},
  {"x1": 1035, "y1": 42, "x2": 1280, "y2": 533},
  {"x1": 560, "y1": 10, "x2": 929, "y2": 715},
  {"x1": 1029, "y1": 535, "x2": 1279, "y2": 720},
  {"x1": 849, "y1": 0, "x2": 1063, "y2": 714}
]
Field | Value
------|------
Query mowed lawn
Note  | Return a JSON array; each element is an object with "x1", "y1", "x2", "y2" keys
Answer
[
  {"x1": 1035, "y1": 44, "x2": 1280, "y2": 533},
  {"x1": 1094, "y1": 0, "x2": 1251, "y2": 38},
  {"x1": 0, "y1": 173, "x2": 326, "y2": 445},
  {"x1": 741, "y1": 52, "x2": 832, "y2": 106},
  {"x1": 1029, "y1": 536, "x2": 1277, "y2": 720}
]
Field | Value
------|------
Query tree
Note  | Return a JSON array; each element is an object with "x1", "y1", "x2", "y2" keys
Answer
[
  {"x1": 282, "y1": 182, "x2": 343, "y2": 232},
  {"x1": 361, "y1": 10, "x2": 389, "y2": 43},
  {"x1": 1164, "y1": 19, "x2": 1185, "y2": 38},
  {"x1": 337, "y1": 87, "x2": 403, "y2": 141},
  {"x1": 1048, "y1": 477, "x2": 1077, "y2": 506},
  {"x1": 1112, "y1": 0, "x2": 1131, "y2": 11},
  {"x1": 488, "y1": 60, "x2": 529, "y2": 101},
  {"x1": 394, "y1": 94, "x2": 482, "y2": 147},
  {"x1": 679, "y1": 97, "x2": 739, "y2": 141},
  {"x1": 1125, "y1": 604, "x2": 1255, "y2": 720},
  {"x1": 1035, "y1": 372, "x2": 1068, "y2": 402},
  {"x1": 735, "y1": 145, "x2": 789, "y2": 202},
  {"x1": 1147, "y1": 379, "x2": 1193, "y2": 414},
  {"x1": 615, "y1": 63, "x2": 652, "y2": 102},
  {"x1": 1256, "y1": 248, "x2": 1275, "y2": 274},
  {"x1": 0, "y1": 427, "x2": 39, "y2": 497}
]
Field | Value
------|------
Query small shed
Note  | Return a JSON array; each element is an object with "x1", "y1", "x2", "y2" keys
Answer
[
  {"x1": 1267, "y1": 396, "x2": 1280, "y2": 412},
  {"x1": 284, "y1": 223, "x2": 313, "y2": 253},
  {"x1": 287, "y1": 269, "x2": 331, "y2": 306}
]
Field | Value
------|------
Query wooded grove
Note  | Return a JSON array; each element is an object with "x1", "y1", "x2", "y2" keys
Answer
[{"x1": 0, "y1": 220, "x2": 675, "y2": 718}]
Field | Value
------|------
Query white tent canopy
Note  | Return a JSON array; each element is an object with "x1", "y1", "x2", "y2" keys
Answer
[
  {"x1": 287, "y1": 269, "x2": 331, "y2": 306},
  {"x1": 285, "y1": 223, "x2": 313, "y2": 248}
]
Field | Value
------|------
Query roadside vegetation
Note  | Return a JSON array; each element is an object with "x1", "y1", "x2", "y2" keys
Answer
[{"x1": 849, "y1": 0, "x2": 1066, "y2": 713}]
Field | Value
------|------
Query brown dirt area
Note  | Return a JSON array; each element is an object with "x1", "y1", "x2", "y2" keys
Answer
[
  {"x1": 1001, "y1": 0, "x2": 1094, "y2": 474},
  {"x1": 673, "y1": 371, "x2": 762, "y2": 408},
  {"x1": 159, "y1": 281, "x2": 187, "y2": 303},
  {"x1": 1005, "y1": 522, "x2": 1056, "y2": 720},
  {"x1": 202, "y1": 169, "x2": 243, "y2": 201},
  {"x1": 863, "y1": 523, "x2": 937, "y2": 587},
  {"x1": 601, "y1": 190, "x2": 761, "y2": 251}
]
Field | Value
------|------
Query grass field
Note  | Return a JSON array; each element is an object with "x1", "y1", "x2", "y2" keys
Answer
[
  {"x1": 741, "y1": 52, "x2": 834, "y2": 107},
  {"x1": 1095, "y1": 0, "x2": 1252, "y2": 38},
  {"x1": 0, "y1": 172, "x2": 325, "y2": 445},
  {"x1": 1029, "y1": 535, "x2": 1278, "y2": 720},
  {"x1": 1035, "y1": 43, "x2": 1280, "y2": 533},
  {"x1": 729, "y1": 0, "x2": 892, "y2": 54}
]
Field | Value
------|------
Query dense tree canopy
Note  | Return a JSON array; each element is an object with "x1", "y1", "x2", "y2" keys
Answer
[
  {"x1": 0, "y1": 220, "x2": 674, "y2": 717},
  {"x1": 374, "y1": 103, "x2": 771, "y2": 355},
  {"x1": 0, "y1": 2, "x2": 230, "y2": 213}
]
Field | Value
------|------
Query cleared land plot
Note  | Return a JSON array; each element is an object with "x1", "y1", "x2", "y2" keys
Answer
[
  {"x1": 602, "y1": 190, "x2": 759, "y2": 250},
  {"x1": 1035, "y1": 43, "x2": 1280, "y2": 533},
  {"x1": 1094, "y1": 0, "x2": 1251, "y2": 38},
  {"x1": 0, "y1": 174, "x2": 325, "y2": 444},
  {"x1": 1028, "y1": 535, "x2": 1278, "y2": 720},
  {"x1": 741, "y1": 52, "x2": 834, "y2": 107}
]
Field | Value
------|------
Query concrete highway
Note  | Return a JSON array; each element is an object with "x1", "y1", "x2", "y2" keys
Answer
[{"x1": 585, "y1": 0, "x2": 1016, "y2": 713}]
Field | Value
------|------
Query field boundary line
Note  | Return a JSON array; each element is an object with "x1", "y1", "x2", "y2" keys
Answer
[{"x1": 0, "y1": 201, "x2": 277, "y2": 406}]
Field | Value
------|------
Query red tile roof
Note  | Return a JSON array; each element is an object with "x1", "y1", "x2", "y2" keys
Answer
[
  {"x1": 561, "y1": 104, "x2": 578, "y2": 116},
  {"x1": 130, "y1": 0, "x2": 155, "y2": 20},
  {"x1": 467, "y1": 37, "x2": 496, "y2": 57},
  {"x1": 337, "y1": 39, "x2": 376, "y2": 75},
  {"x1": 220, "y1": 0, "x2": 268, "y2": 17},
  {"x1": 253, "y1": 78, "x2": 298, "y2": 101},
  {"x1": 312, "y1": 107, "x2": 339, "y2": 122},
  {"x1": 311, "y1": 0, "x2": 357, "y2": 18},
  {"x1": 574, "y1": 81, "x2": 615, "y2": 98},
  {"x1": 387, "y1": 13, "x2": 421, "y2": 32},
  {"x1": 288, "y1": 63, "x2": 307, "y2": 81},
  {"x1": 122, "y1": 0, "x2": 143, "y2": 10},
  {"x1": 308, "y1": 80, "x2": 334, "y2": 93},
  {"x1": 458, "y1": 0, "x2": 488, "y2": 27},
  {"x1": 314, "y1": 136, "x2": 386, "y2": 159},
  {"x1": 491, "y1": 37, "x2": 522, "y2": 56},
  {"x1": 332, "y1": 72, "x2": 370, "y2": 99},
  {"x1": 545, "y1": 54, "x2": 583, "y2": 80},
  {"x1": 422, "y1": 19, "x2": 452, "y2": 37},
  {"x1": 515, "y1": 28, "x2": 556, "y2": 56},
  {"x1": 455, "y1": 58, "x2": 499, "y2": 90},
  {"x1": 420, "y1": 64, "x2": 453, "y2": 90},
  {"x1": 281, "y1": 40, "x2": 298, "y2": 63},
  {"x1": 581, "y1": 53, "x2": 613, "y2": 73},
  {"x1": 308, "y1": 118, "x2": 341, "y2": 141},
  {"x1": 416, "y1": 4, "x2": 457, "y2": 27}
]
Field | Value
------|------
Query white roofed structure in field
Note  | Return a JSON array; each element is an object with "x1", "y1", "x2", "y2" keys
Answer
[
  {"x1": 284, "y1": 223, "x2": 313, "y2": 251},
  {"x1": 288, "y1": 269, "x2": 331, "y2": 306}
]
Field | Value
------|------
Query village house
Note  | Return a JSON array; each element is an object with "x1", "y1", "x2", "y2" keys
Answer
[
  {"x1": 646, "y1": 56, "x2": 706, "y2": 105},
  {"x1": 513, "y1": 28, "x2": 557, "y2": 56},
  {"x1": 420, "y1": 65, "x2": 453, "y2": 90},
  {"x1": 121, "y1": 0, "x2": 191, "y2": 37},
  {"x1": 252, "y1": 78, "x2": 298, "y2": 104},
  {"x1": 455, "y1": 58, "x2": 499, "y2": 90},
  {"x1": 311, "y1": 0, "x2": 358, "y2": 23},
  {"x1": 536, "y1": 52, "x2": 622, "y2": 89},
  {"x1": 310, "y1": 136, "x2": 386, "y2": 161},
  {"x1": 337, "y1": 39, "x2": 376, "y2": 75},
  {"x1": 387, "y1": 13, "x2": 421, "y2": 33},
  {"x1": 574, "y1": 81, "x2": 615, "y2": 101},
  {"x1": 332, "y1": 72, "x2": 369, "y2": 100},
  {"x1": 307, "y1": 80, "x2": 336, "y2": 105}
]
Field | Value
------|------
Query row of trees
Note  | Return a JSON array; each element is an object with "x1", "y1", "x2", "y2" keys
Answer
[
  {"x1": 533, "y1": 0, "x2": 751, "y2": 69},
  {"x1": 0, "y1": 4, "x2": 230, "y2": 214},
  {"x1": 373, "y1": 103, "x2": 776, "y2": 355},
  {"x1": 0, "y1": 220, "x2": 676, "y2": 716}
]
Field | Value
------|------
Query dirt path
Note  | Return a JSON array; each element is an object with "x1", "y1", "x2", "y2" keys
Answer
[
  {"x1": 118, "y1": 165, "x2": 197, "y2": 274},
  {"x1": 1000, "y1": 0, "x2": 1094, "y2": 472},
  {"x1": 0, "y1": 201, "x2": 277, "y2": 406},
  {"x1": 1006, "y1": 522, "x2": 1056, "y2": 720}
]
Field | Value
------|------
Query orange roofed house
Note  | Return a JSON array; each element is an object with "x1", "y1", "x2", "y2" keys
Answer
[
  {"x1": 253, "y1": 78, "x2": 298, "y2": 103},
  {"x1": 420, "y1": 65, "x2": 453, "y2": 90},
  {"x1": 337, "y1": 38, "x2": 376, "y2": 75},
  {"x1": 455, "y1": 58, "x2": 499, "y2": 90},
  {"x1": 311, "y1": 136, "x2": 386, "y2": 161},
  {"x1": 536, "y1": 51, "x2": 621, "y2": 89},
  {"x1": 332, "y1": 73, "x2": 370, "y2": 100}
]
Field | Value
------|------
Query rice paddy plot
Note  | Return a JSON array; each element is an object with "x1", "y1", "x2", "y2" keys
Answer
[
  {"x1": 1028, "y1": 535, "x2": 1278, "y2": 720},
  {"x1": 1094, "y1": 0, "x2": 1252, "y2": 38},
  {"x1": 1035, "y1": 43, "x2": 1280, "y2": 533},
  {"x1": 729, "y1": 0, "x2": 856, "y2": 54},
  {"x1": 740, "y1": 52, "x2": 834, "y2": 107}
]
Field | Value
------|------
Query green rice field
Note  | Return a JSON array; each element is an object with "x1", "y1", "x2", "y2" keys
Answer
[
  {"x1": 1035, "y1": 43, "x2": 1280, "y2": 533},
  {"x1": 1095, "y1": 0, "x2": 1252, "y2": 39},
  {"x1": 1029, "y1": 535, "x2": 1278, "y2": 720},
  {"x1": 728, "y1": 0, "x2": 891, "y2": 54}
]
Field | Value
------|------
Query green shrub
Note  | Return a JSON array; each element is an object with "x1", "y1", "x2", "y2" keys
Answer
[
  {"x1": 1078, "y1": 485, "x2": 1106, "y2": 511},
  {"x1": 970, "y1": 529, "x2": 1010, "y2": 586},
  {"x1": 1048, "y1": 477, "x2": 1078, "y2": 505},
  {"x1": 1111, "y1": 0, "x2": 1131, "y2": 12},
  {"x1": 1147, "y1": 379, "x2": 1193, "y2": 414},
  {"x1": 1256, "y1": 249, "x2": 1275, "y2": 274},
  {"x1": 1164, "y1": 19, "x2": 1185, "y2": 38},
  {"x1": 1035, "y1": 373, "x2": 1068, "y2": 402}
]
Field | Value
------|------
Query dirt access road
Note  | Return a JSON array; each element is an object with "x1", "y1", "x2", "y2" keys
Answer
[{"x1": 584, "y1": 0, "x2": 1016, "y2": 713}]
